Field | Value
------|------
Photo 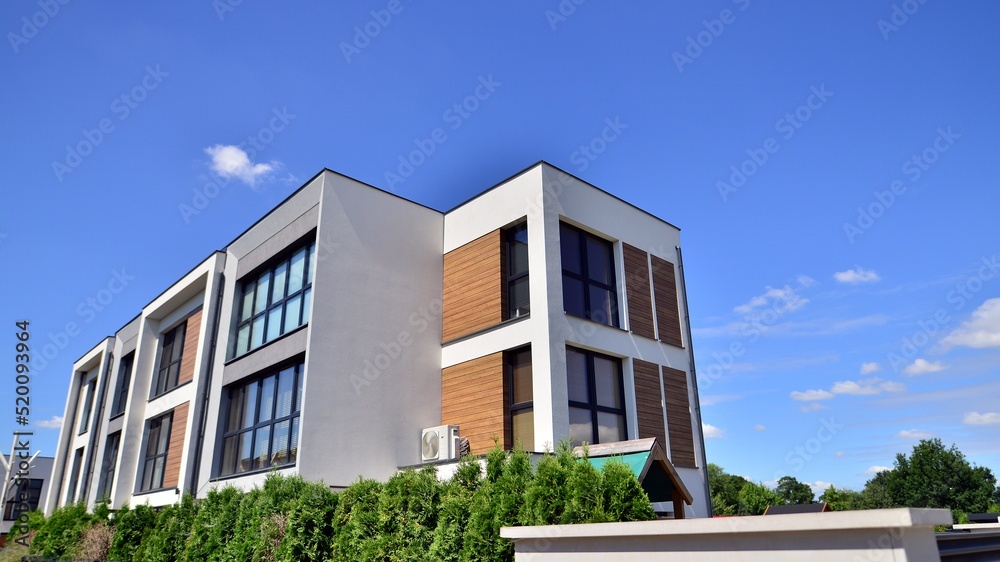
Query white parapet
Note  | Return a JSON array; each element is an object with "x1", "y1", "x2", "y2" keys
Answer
[{"x1": 501, "y1": 507, "x2": 952, "y2": 562}]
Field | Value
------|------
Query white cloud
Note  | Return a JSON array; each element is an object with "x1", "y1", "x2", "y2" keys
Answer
[
  {"x1": 809, "y1": 480, "x2": 834, "y2": 494},
  {"x1": 796, "y1": 275, "x2": 817, "y2": 288},
  {"x1": 834, "y1": 267, "x2": 881, "y2": 284},
  {"x1": 830, "y1": 378, "x2": 905, "y2": 396},
  {"x1": 754, "y1": 424, "x2": 766, "y2": 431},
  {"x1": 790, "y1": 389, "x2": 835, "y2": 402},
  {"x1": 903, "y1": 358, "x2": 947, "y2": 376},
  {"x1": 36, "y1": 415, "x2": 63, "y2": 429},
  {"x1": 835, "y1": 452, "x2": 846, "y2": 458},
  {"x1": 940, "y1": 298, "x2": 1000, "y2": 349},
  {"x1": 799, "y1": 403, "x2": 830, "y2": 413},
  {"x1": 860, "y1": 362, "x2": 881, "y2": 375},
  {"x1": 897, "y1": 429, "x2": 932, "y2": 440},
  {"x1": 205, "y1": 144, "x2": 276, "y2": 185},
  {"x1": 700, "y1": 394, "x2": 742, "y2": 407},
  {"x1": 864, "y1": 465, "x2": 890, "y2": 476},
  {"x1": 734, "y1": 285, "x2": 808, "y2": 315},
  {"x1": 963, "y1": 412, "x2": 1000, "y2": 426},
  {"x1": 702, "y1": 423, "x2": 725, "y2": 439}
]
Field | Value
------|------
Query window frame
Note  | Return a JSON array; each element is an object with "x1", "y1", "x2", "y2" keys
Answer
[
  {"x1": 152, "y1": 322, "x2": 186, "y2": 398},
  {"x1": 560, "y1": 222, "x2": 620, "y2": 328},
  {"x1": 232, "y1": 241, "x2": 316, "y2": 358},
  {"x1": 139, "y1": 412, "x2": 173, "y2": 492},
  {"x1": 78, "y1": 378, "x2": 97, "y2": 435},
  {"x1": 66, "y1": 447, "x2": 84, "y2": 504},
  {"x1": 96, "y1": 431, "x2": 121, "y2": 501},
  {"x1": 506, "y1": 346, "x2": 533, "y2": 449},
  {"x1": 216, "y1": 363, "x2": 304, "y2": 478},
  {"x1": 504, "y1": 222, "x2": 530, "y2": 320},
  {"x1": 110, "y1": 353, "x2": 134, "y2": 417},
  {"x1": 566, "y1": 346, "x2": 627, "y2": 446}
]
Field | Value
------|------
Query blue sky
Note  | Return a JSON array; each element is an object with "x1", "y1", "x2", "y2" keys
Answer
[{"x1": 2, "y1": 1, "x2": 998, "y2": 494}]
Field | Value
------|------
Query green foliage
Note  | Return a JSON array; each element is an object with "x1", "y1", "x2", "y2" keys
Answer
[
  {"x1": 521, "y1": 443, "x2": 575, "y2": 525},
  {"x1": 137, "y1": 494, "x2": 198, "y2": 562},
  {"x1": 707, "y1": 463, "x2": 749, "y2": 516},
  {"x1": 4, "y1": 508, "x2": 44, "y2": 545},
  {"x1": 108, "y1": 503, "x2": 157, "y2": 562},
  {"x1": 562, "y1": 449, "x2": 608, "y2": 524},
  {"x1": 370, "y1": 467, "x2": 442, "y2": 561},
  {"x1": 182, "y1": 485, "x2": 243, "y2": 562},
  {"x1": 819, "y1": 485, "x2": 864, "y2": 511},
  {"x1": 330, "y1": 477, "x2": 383, "y2": 561},
  {"x1": 275, "y1": 481, "x2": 339, "y2": 562},
  {"x1": 29, "y1": 502, "x2": 101, "y2": 558},
  {"x1": 462, "y1": 446, "x2": 534, "y2": 562},
  {"x1": 738, "y1": 482, "x2": 780, "y2": 515},
  {"x1": 429, "y1": 456, "x2": 482, "y2": 561},
  {"x1": 774, "y1": 476, "x2": 814, "y2": 505},
  {"x1": 861, "y1": 470, "x2": 894, "y2": 509},
  {"x1": 224, "y1": 473, "x2": 310, "y2": 562},
  {"x1": 600, "y1": 459, "x2": 656, "y2": 522}
]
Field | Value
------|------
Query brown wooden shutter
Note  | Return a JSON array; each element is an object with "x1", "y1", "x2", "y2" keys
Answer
[
  {"x1": 441, "y1": 352, "x2": 506, "y2": 453},
  {"x1": 662, "y1": 366, "x2": 696, "y2": 467},
  {"x1": 651, "y1": 255, "x2": 683, "y2": 347},
  {"x1": 634, "y1": 359, "x2": 666, "y2": 446},
  {"x1": 623, "y1": 244, "x2": 655, "y2": 339},
  {"x1": 442, "y1": 231, "x2": 503, "y2": 342},
  {"x1": 177, "y1": 309, "x2": 202, "y2": 386},
  {"x1": 163, "y1": 401, "x2": 189, "y2": 488}
]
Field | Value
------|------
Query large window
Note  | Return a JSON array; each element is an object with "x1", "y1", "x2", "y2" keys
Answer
[
  {"x1": 233, "y1": 242, "x2": 316, "y2": 357},
  {"x1": 96, "y1": 432, "x2": 121, "y2": 501},
  {"x1": 504, "y1": 222, "x2": 529, "y2": 319},
  {"x1": 154, "y1": 323, "x2": 186, "y2": 396},
  {"x1": 560, "y1": 223, "x2": 619, "y2": 327},
  {"x1": 3, "y1": 479, "x2": 43, "y2": 521},
  {"x1": 78, "y1": 378, "x2": 96, "y2": 434},
  {"x1": 140, "y1": 412, "x2": 172, "y2": 492},
  {"x1": 110, "y1": 353, "x2": 134, "y2": 417},
  {"x1": 507, "y1": 347, "x2": 533, "y2": 449},
  {"x1": 218, "y1": 364, "x2": 303, "y2": 477},
  {"x1": 566, "y1": 347, "x2": 626, "y2": 446},
  {"x1": 66, "y1": 447, "x2": 84, "y2": 503}
]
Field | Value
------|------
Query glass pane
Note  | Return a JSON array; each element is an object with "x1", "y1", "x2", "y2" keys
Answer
[
  {"x1": 271, "y1": 420, "x2": 290, "y2": 465},
  {"x1": 512, "y1": 409, "x2": 534, "y2": 450},
  {"x1": 509, "y1": 277, "x2": 530, "y2": 318},
  {"x1": 168, "y1": 363, "x2": 180, "y2": 388},
  {"x1": 266, "y1": 307, "x2": 282, "y2": 341},
  {"x1": 156, "y1": 417, "x2": 171, "y2": 455},
  {"x1": 588, "y1": 286, "x2": 615, "y2": 326},
  {"x1": 296, "y1": 369, "x2": 303, "y2": 411},
  {"x1": 308, "y1": 243, "x2": 317, "y2": 283},
  {"x1": 241, "y1": 286, "x2": 254, "y2": 321},
  {"x1": 259, "y1": 375, "x2": 276, "y2": 422},
  {"x1": 301, "y1": 288, "x2": 312, "y2": 324},
  {"x1": 251, "y1": 316, "x2": 265, "y2": 348},
  {"x1": 566, "y1": 348, "x2": 589, "y2": 403},
  {"x1": 152, "y1": 457, "x2": 165, "y2": 489},
  {"x1": 597, "y1": 412, "x2": 626, "y2": 443},
  {"x1": 508, "y1": 227, "x2": 529, "y2": 276},
  {"x1": 142, "y1": 460, "x2": 152, "y2": 490},
  {"x1": 271, "y1": 262, "x2": 287, "y2": 302},
  {"x1": 226, "y1": 388, "x2": 243, "y2": 432},
  {"x1": 288, "y1": 248, "x2": 306, "y2": 294},
  {"x1": 289, "y1": 418, "x2": 299, "y2": 464},
  {"x1": 172, "y1": 325, "x2": 186, "y2": 361},
  {"x1": 275, "y1": 369, "x2": 294, "y2": 418},
  {"x1": 560, "y1": 225, "x2": 581, "y2": 274},
  {"x1": 586, "y1": 237, "x2": 613, "y2": 285},
  {"x1": 253, "y1": 426, "x2": 271, "y2": 470},
  {"x1": 238, "y1": 431, "x2": 253, "y2": 473},
  {"x1": 255, "y1": 273, "x2": 270, "y2": 314},
  {"x1": 283, "y1": 294, "x2": 302, "y2": 333},
  {"x1": 569, "y1": 407, "x2": 593, "y2": 447},
  {"x1": 562, "y1": 277, "x2": 586, "y2": 318},
  {"x1": 159, "y1": 338, "x2": 173, "y2": 369},
  {"x1": 236, "y1": 324, "x2": 250, "y2": 355},
  {"x1": 221, "y1": 435, "x2": 237, "y2": 476},
  {"x1": 511, "y1": 350, "x2": 532, "y2": 405},
  {"x1": 594, "y1": 356, "x2": 621, "y2": 409},
  {"x1": 242, "y1": 383, "x2": 258, "y2": 428},
  {"x1": 146, "y1": 422, "x2": 160, "y2": 456}
]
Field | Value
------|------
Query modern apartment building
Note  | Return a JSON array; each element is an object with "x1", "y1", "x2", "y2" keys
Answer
[{"x1": 46, "y1": 162, "x2": 712, "y2": 517}]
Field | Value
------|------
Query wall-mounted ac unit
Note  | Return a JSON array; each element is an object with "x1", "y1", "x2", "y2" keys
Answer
[{"x1": 421, "y1": 425, "x2": 460, "y2": 462}]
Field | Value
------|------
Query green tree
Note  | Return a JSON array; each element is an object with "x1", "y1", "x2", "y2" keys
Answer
[
  {"x1": 108, "y1": 503, "x2": 157, "y2": 562},
  {"x1": 738, "y1": 482, "x2": 780, "y2": 515},
  {"x1": 819, "y1": 485, "x2": 864, "y2": 511},
  {"x1": 861, "y1": 470, "x2": 894, "y2": 509},
  {"x1": 707, "y1": 463, "x2": 749, "y2": 516},
  {"x1": 774, "y1": 476, "x2": 814, "y2": 505}
]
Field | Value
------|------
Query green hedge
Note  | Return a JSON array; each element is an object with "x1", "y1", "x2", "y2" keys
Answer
[{"x1": 24, "y1": 445, "x2": 655, "y2": 562}]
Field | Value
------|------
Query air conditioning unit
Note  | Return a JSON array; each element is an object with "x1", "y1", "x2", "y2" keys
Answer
[{"x1": 421, "y1": 425, "x2": 460, "y2": 462}]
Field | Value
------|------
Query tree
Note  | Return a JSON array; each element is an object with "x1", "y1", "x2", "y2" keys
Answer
[
  {"x1": 774, "y1": 476, "x2": 814, "y2": 505},
  {"x1": 819, "y1": 485, "x2": 864, "y2": 511},
  {"x1": 707, "y1": 463, "x2": 750, "y2": 516},
  {"x1": 738, "y1": 482, "x2": 780, "y2": 516}
]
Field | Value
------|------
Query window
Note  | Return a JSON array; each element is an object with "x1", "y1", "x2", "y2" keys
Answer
[
  {"x1": 504, "y1": 222, "x2": 529, "y2": 319},
  {"x1": 560, "y1": 223, "x2": 619, "y2": 327},
  {"x1": 154, "y1": 323, "x2": 186, "y2": 396},
  {"x1": 4, "y1": 479, "x2": 43, "y2": 521},
  {"x1": 508, "y1": 347, "x2": 533, "y2": 449},
  {"x1": 66, "y1": 447, "x2": 84, "y2": 503},
  {"x1": 233, "y1": 242, "x2": 316, "y2": 357},
  {"x1": 140, "y1": 412, "x2": 172, "y2": 492},
  {"x1": 566, "y1": 347, "x2": 626, "y2": 446},
  {"x1": 78, "y1": 378, "x2": 96, "y2": 434},
  {"x1": 111, "y1": 353, "x2": 134, "y2": 417},
  {"x1": 218, "y1": 364, "x2": 303, "y2": 477},
  {"x1": 96, "y1": 432, "x2": 121, "y2": 501}
]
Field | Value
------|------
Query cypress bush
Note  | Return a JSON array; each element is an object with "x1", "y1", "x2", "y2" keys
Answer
[
  {"x1": 28, "y1": 502, "x2": 101, "y2": 558},
  {"x1": 429, "y1": 456, "x2": 482, "y2": 561},
  {"x1": 136, "y1": 494, "x2": 198, "y2": 562},
  {"x1": 276, "y1": 481, "x2": 339, "y2": 562},
  {"x1": 107, "y1": 503, "x2": 157, "y2": 562},
  {"x1": 601, "y1": 459, "x2": 656, "y2": 522},
  {"x1": 223, "y1": 473, "x2": 310, "y2": 562},
  {"x1": 329, "y1": 477, "x2": 383, "y2": 560},
  {"x1": 372, "y1": 467, "x2": 442, "y2": 561},
  {"x1": 182, "y1": 485, "x2": 242, "y2": 562}
]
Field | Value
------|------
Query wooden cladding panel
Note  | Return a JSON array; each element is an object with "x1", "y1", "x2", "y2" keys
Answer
[
  {"x1": 634, "y1": 359, "x2": 666, "y2": 446},
  {"x1": 177, "y1": 309, "x2": 202, "y2": 386},
  {"x1": 662, "y1": 366, "x2": 696, "y2": 467},
  {"x1": 651, "y1": 255, "x2": 683, "y2": 348},
  {"x1": 443, "y1": 231, "x2": 503, "y2": 342},
  {"x1": 623, "y1": 244, "x2": 655, "y2": 339},
  {"x1": 442, "y1": 352, "x2": 507, "y2": 453},
  {"x1": 163, "y1": 401, "x2": 189, "y2": 489}
]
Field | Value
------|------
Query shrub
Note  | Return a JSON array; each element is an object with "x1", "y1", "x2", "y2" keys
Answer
[
  {"x1": 29, "y1": 502, "x2": 100, "y2": 558},
  {"x1": 77, "y1": 521, "x2": 114, "y2": 560},
  {"x1": 182, "y1": 486, "x2": 242, "y2": 562},
  {"x1": 429, "y1": 456, "x2": 482, "y2": 561},
  {"x1": 521, "y1": 443, "x2": 575, "y2": 526},
  {"x1": 224, "y1": 473, "x2": 310, "y2": 562},
  {"x1": 330, "y1": 478, "x2": 383, "y2": 561},
  {"x1": 600, "y1": 459, "x2": 655, "y2": 522},
  {"x1": 137, "y1": 494, "x2": 199, "y2": 562},
  {"x1": 108, "y1": 503, "x2": 158, "y2": 562},
  {"x1": 276, "y1": 482, "x2": 339, "y2": 562},
  {"x1": 462, "y1": 446, "x2": 533, "y2": 562},
  {"x1": 372, "y1": 467, "x2": 441, "y2": 561}
]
